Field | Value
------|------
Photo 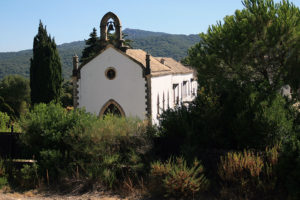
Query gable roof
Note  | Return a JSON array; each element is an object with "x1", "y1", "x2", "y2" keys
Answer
[
  {"x1": 154, "y1": 57, "x2": 194, "y2": 74},
  {"x1": 126, "y1": 49, "x2": 171, "y2": 76},
  {"x1": 77, "y1": 45, "x2": 144, "y2": 72},
  {"x1": 77, "y1": 45, "x2": 194, "y2": 77},
  {"x1": 126, "y1": 49, "x2": 194, "y2": 76}
]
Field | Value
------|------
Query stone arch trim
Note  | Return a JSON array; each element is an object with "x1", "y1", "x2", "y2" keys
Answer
[
  {"x1": 99, "y1": 99, "x2": 125, "y2": 117},
  {"x1": 100, "y1": 11, "x2": 122, "y2": 41}
]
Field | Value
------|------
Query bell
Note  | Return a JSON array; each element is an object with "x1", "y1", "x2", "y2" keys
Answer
[{"x1": 107, "y1": 22, "x2": 114, "y2": 32}]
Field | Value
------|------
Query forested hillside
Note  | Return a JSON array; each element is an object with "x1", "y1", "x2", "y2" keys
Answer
[
  {"x1": 0, "y1": 29, "x2": 200, "y2": 79},
  {"x1": 126, "y1": 29, "x2": 200, "y2": 61}
]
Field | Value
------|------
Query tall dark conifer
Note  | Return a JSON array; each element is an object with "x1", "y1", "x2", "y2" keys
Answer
[
  {"x1": 80, "y1": 27, "x2": 100, "y2": 62},
  {"x1": 30, "y1": 21, "x2": 62, "y2": 105}
]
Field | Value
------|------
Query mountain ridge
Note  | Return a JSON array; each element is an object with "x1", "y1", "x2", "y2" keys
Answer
[{"x1": 0, "y1": 28, "x2": 200, "y2": 79}]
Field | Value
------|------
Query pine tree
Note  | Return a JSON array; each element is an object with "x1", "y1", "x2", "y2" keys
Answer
[
  {"x1": 80, "y1": 27, "x2": 100, "y2": 62},
  {"x1": 30, "y1": 21, "x2": 63, "y2": 105},
  {"x1": 185, "y1": 0, "x2": 300, "y2": 99}
]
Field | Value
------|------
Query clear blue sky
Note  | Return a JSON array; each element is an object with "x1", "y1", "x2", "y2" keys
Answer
[{"x1": 1, "y1": 0, "x2": 299, "y2": 52}]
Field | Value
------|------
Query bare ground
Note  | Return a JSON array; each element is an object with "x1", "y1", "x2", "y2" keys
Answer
[{"x1": 0, "y1": 189, "x2": 135, "y2": 200}]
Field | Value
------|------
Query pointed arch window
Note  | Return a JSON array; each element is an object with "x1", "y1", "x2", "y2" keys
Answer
[
  {"x1": 99, "y1": 99, "x2": 125, "y2": 117},
  {"x1": 103, "y1": 104, "x2": 121, "y2": 116}
]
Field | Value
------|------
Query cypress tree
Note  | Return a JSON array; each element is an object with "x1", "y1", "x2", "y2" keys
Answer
[{"x1": 30, "y1": 21, "x2": 63, "y2": 105}]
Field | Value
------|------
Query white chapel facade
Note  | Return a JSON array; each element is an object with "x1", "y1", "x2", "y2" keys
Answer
[{"x1": 72, "y1": 12, "x2": 198, "y2": 124}]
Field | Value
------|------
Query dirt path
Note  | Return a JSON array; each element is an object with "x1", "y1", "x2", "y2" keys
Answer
[{"x1": 0, "y1": 190, "x2": 131, "y2": 200}]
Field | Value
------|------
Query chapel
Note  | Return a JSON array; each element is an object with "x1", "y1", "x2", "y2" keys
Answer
[{"x1": 72, "y1": 12, "x2": 198, "y2": 124}]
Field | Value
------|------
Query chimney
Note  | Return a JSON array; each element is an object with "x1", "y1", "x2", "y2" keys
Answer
[
  {"x1": 72, "y1": 55, "x2": 79, "y2": 77},
  {"x1": 145, "y1": 53, "x2": 151, "y2": 75}
]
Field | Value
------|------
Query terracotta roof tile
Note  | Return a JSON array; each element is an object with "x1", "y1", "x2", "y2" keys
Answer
[
  {"x1": 126, "y1": 49, "x2": 193, "y2": 76},
  {"x1": 126, "y1": 49, "x2": 171, "y2": 74},
  {"x1": 154, "y1": 57, "x2": 194, "y2": 74}
]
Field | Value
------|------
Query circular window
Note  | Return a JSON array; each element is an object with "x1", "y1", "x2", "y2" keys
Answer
[{"x1": 105, "y1": 67, "x2": 116, "y2": 80}]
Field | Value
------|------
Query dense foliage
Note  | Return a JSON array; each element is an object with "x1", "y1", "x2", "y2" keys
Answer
[
  {"x1": 277, "y1": 137, "x2": 300, "y2": 199},
  {"x1": 60, "y1": 80, "x2": 73, "y2": 107},
  {"x1": 19, "y1": 103, "x2": 151, "y2": 189},
  {"x1": 0, "y1": 75, "x2": 30, "y2": 117},
  {"x1": 184, "y1": 0, "x2": 300, "y2": 99},
  {"x1": 155, "y1": 92, "x2": 298, "y2": 199},
  {"x1": 127, "y1": 29, "x2": 199, "y2": 62},
  {"x1": 0, "y1": 96, "x2": 15, "y2": 119},
  {"x1": 30, "y1": 21, "x2": 63, "y2": 105},
  {"x1": 80, "y1": 28, "x2": 100, "y2": 63},
  {"x1": 20, "y1": 103, "x2": 98, "y2": 181},
  {"x1": 157, "y1": 90, "x2": 295, "y2": 159},
  {"x1": 155, "y1": 0, "x2": 300, "y2": 199},
  {"x1": 0, "y1": 159, "x2": 8, "y2": 189},
  {"x1": 0, "y1": 111, "x2": 10, "y2": 131}
]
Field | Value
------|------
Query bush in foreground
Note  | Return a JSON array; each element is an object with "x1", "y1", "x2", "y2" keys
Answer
[
  {"x1": 19, "y1": 102, "x2": 151, "y2": 189},
  {"x1": 277, "y1": 138, "x2": 300, "y2": 200},
  {"x1": 79, "y1": 114, "x2": 152, "y2": 188},
  {"x1": 218, "y1": 145, "x2": 280, "y2": 200},
  {"x1": 0, "y1": 111, "x2": 10, "y2": 132},
  {"x1": 20, "y1": 102, "x2": 98, "y2": 181},
  {"x1": 150, "y1": 156, "x2": 209, "y2": 198},
  {"x1": 0, "y1": 158, "x2": 8, "y2": 189}
]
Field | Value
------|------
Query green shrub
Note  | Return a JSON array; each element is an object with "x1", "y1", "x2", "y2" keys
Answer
[
  {"x1": 0, "y1": 159, "x2": 8, "y2": 189},
  {"x1": 79, "y1": 114, "x2": 151, "y2": 188},
  {"x1": 157, "y1": 106, "x2": 196, "y2": 160},
  {"x1": 278, "y1": 138, "x2": 300, "y2": 200},
  {"x1": 0, "y1": 177, "x2": 8, "y2": 189},
  {"x1": 5, "y1": 161, "x2": 39, "y2": 190},
  {"x1": 157, "y1": 89, "x2": 295, "y2": 162},
  {"x1": 0, "y1": 75, "x2": 30, "y2": 117},
  {"x1": 0, "y1": 111, "x2": 10, "y2": 131},
  {"x1": 150, "y1": 157, "x2": 209, "y2": 198},
  {"x1": 20, "y1": 103, "x2": 151, "y2": 188},
  {"x1": 20, "y1": 102, "x2": 98, "y2": 182},
  {"x1": 19, "y1": 163, "x2": 39, "y2": 189},
  {"x1": 0, "y1": 159, "x2": 5, "y2": 176}
]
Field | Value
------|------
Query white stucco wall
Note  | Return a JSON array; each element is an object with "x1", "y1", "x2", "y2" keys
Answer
[
  {"x1": 78, "y1": 47, "x2": 147, "y2": 119},
  {"x1": 151, "y1": 73, "x2": 197, "y2": 125}
]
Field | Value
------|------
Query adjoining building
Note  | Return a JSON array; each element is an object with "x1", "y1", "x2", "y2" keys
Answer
[{"x1": 72, "y1": 12, "x2": 198, "y2": 124}]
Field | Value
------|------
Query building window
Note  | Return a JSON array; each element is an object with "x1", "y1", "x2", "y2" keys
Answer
[
  {"x1": 190, "y1": 78, "x2": 194, "y2": 95},
  {"x1": 105, "y1": 67, "x2": 116, "y2": 80},
  {"x1": 99, "y1": 99, "x2": 125, "y2": 117},
  {"x1": 103, "y1": 104, "x2": 122, "y2": 116},
  {"x1": 162, "y1": 92, "x2": 165, "y2": 111},
  {"x1": 182, "y1": 81, "x2": 187, "y2": 98},
  {"x1": 167, "y1": 91, "x2": 170, "y2": 109},
  {"x1": 173, "y1": 84, "x2": 179, "y2": 105},
  {"x1": 188, "y1": 81, "x2": 190, "y2": 96},
  {"x1": 157, "y1": 94, "x2": 160, "y2": 115}
]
